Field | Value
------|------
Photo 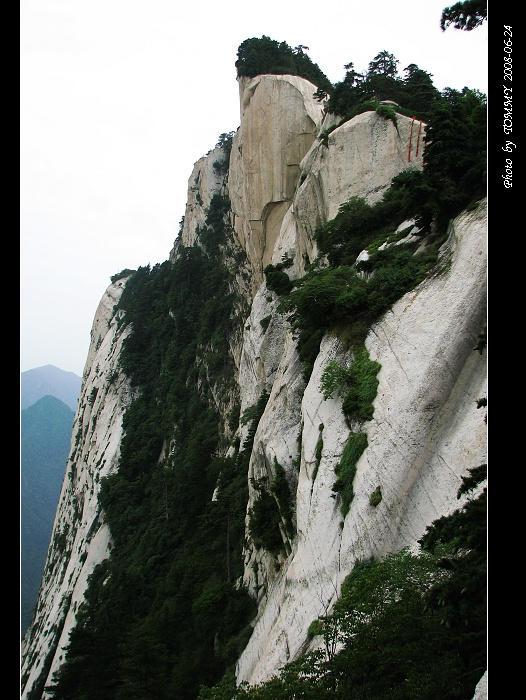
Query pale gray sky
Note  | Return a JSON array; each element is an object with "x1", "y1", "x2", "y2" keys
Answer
[{"x1": 20, "y1": 0, "x2": 488, "y2": 377}]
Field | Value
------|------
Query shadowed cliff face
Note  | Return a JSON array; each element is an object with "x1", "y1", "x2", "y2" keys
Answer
[{"x1": 21, "y1": 74, "x2": 486, "y2": 698}]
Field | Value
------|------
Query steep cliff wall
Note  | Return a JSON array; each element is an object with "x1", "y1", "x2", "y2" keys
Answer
[
  {"x1": 234, "y1": 198, "x2": 487, "y2": 685},
  {"x1": 229, "y1": 74, "x2": 325, "y2": 292},
  {"x1": 21, "y1": 277, "x2": 136, "y2": 696},
  {"x1": 223, "y1": 78, "x2": 485, "y2": 685},
  {"x1": 21, "y1": 73, "x2": 486, "y2": 699}
]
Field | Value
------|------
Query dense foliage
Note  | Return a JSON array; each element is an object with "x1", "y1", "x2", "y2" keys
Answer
[
  {"x1": 276, "y1": 214, "x2": 444, "y2": 381},
  {"x1": 199, "y1": 468, "x2": 487, "y2": 699},
  {"x1": 419, "y1": 87, "x2": 487, "y2": 230},
  {"x1": 263, "y1": 254, "x2": 294, "y2": 296},
  {"x1": 45, "y1": 153, "x2": 258, "y2": 700},
  {"x1": 236, "y1": 36, "x2": 332, "y2": 95},
  {"x1": 324, "y1": 51, "x2": 441, "y2": 123},
  {"x1": 318, "y1": 50, "x2": 486, "y2": 236},
  {"x1": 213, "y1": 132, "x2": 235, "y2": 176},
  {"x1": 440, "y1": 1, "x2": 487, "y2": 31},
  {"x1": 249, "y1": 457, "x2": 295, "y2": 554}
]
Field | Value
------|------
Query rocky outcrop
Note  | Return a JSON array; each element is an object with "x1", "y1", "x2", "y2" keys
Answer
[
  {"x1": 229, "y1": 75, "x2": 325, "y2": 292},
  {"x1": 172, "y1": 145, "x2": 227, "y2": 254},
  {"x1": 21, "y1": 72, "x2": 486, "y2": 699},
  {"x1": 293, "y1": 108, "x2": 425, "y2": 260}
]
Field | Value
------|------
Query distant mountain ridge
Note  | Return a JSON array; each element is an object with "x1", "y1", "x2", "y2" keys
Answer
[
  {"x1": 21, "y1": 365, "x2": 82, "y2": 411},
  {"x1": 20, "y1": 366, "x2": 81, "y2": 639},
  {"x1": 21, "y1": 394, "x2": 75, "y2": 638}
]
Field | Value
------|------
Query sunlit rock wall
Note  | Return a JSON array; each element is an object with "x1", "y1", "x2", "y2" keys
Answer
[{"x1": 229, "y1": 74, "x2": 325, "y2": 292}]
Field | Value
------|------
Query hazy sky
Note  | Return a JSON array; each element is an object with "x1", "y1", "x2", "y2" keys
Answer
[{"x1": 20, "y1": 0, "x2": 488, "y2": 377}]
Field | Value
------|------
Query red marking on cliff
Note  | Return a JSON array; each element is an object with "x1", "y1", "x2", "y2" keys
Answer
[{"x1": 408, "y1": 117, "x2": 415, "y2": 162}]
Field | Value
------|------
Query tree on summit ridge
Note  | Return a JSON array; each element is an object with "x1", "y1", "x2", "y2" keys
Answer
[
  {"x1": 366, "y1": 50, "x2": 402, "y2": 103},
  {"x1": 235, "y1": 36, "x2": 332, "y2": 94},
  {"x1": 367, "y1": 50, "x2": 399, "y2": 78}
]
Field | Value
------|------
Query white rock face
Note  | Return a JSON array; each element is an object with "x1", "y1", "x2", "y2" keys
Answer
[
  {"x1": 235, "y1": 199, "x2": 487, "y2": 686},
  {"x1": 21, "y1": 277, "x2": 136, "y2": 699},
  {"x1": 230, "y1": 79, "x2": 470, "y2": 685},
  {"x1": 229, "y1": 75, "x2": 325, "y2": 291},
  {"x1": 472, "y1": 671, "x2": 488, "y2": 699},
  {"x1": 291, "y1": 110, "x2": 426, "y2": 277},
  {"x1": 171, "y1": 146, "x2": 227, "y2": 254}
]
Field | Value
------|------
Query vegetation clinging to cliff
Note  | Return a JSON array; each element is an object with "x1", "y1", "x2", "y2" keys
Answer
[
  {"x1": 236, "y1": 36, "x2": 333, "y2": 94},
  {"x1": 275, "y1": 80, "x2": 485, "y2": 382},
  {"x1": 325, "y1": 51, "x2": 441, "y2": 123},
  {"x1": 277, "y1": 225, "x2": 441, "y2": 381},
  {"x1": 37, "y1": 33, "x2": 486, "y2": 700},
  {"x1": 46, "y1": 180, "x2": 256, "y2": 700},
  {"x1": 199, "y1": 469, "x2": 487, "y2": 700}
]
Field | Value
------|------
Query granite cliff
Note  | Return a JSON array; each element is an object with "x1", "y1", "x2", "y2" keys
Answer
[{"x1": 21, "y1": 71, "x2": 487, "y2": 699}]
